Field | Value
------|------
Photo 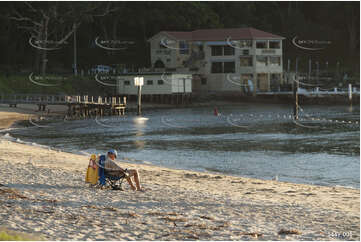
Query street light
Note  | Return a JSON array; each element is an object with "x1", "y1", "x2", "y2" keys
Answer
[{"x1": 134, "y1": 76, "x2": 144, "y2": 116}]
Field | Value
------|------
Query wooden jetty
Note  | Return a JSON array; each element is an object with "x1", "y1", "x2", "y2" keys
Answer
[{"x1": 0, "y1": 94, "x2": 126, "y2": 118}]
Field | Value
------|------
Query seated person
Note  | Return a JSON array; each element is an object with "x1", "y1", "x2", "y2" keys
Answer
[{"x1": 104, "y1": 149, "x2": 143, "y2": 191}]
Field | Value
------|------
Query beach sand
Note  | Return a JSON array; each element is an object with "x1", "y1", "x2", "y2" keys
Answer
[
  {"x1": 0, "y1": 139, "x2": 359, "y2": 241},
  {"x1": 0, "y1": 105, "x2": 359, "y2": 240},
  {"x1": 0, "y1": 104, "x2": 67, "y2": 130}
]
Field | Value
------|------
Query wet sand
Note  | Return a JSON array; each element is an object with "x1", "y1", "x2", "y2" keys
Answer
[{"x1": 0, "y1": 104, "x2": 67, "y2": 129}]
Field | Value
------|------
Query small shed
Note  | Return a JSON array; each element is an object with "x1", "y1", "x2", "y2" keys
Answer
[{"x1": 117, "y1": 73, "x2": 192, "y2": 95}]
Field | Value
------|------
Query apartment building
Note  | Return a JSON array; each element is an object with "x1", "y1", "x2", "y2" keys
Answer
[{"x1": 148, "y1": 27, "x2": 285, "y2": 93}]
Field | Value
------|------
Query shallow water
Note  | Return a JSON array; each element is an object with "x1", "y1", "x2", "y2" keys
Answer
[{"x1": 5, "y1": 103, "x2": 360, "y2": 188}]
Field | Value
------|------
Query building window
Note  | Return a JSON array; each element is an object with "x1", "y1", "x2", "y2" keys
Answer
[
  {"x1": 157, "y1": 79, "x2": 164, "y2": 85},
  {"x1": 256, "y1": 56, "x2": 268, "y2": 66},
  {"x1": 147, "y1": 80, "x2": 153, "y2": 85},
  {"x1": 211, "y1": 62, "x2": 235, "y2": 73},
  {"x1": 257, "y1": 73, "x2": 268, "y2": 91},
  {"x1": 256, "y1": 40, "x2": 267, "y2": 49},
  {"x1": 240, "y1": 56, "x2": 253, "y2": 67},
  {"x1": 179, "y1": 41, "x2": 189, "y2": 54},
  {"x1": 211, "y1": 46, "x2": 223, "y2": 56},
  {"x1": 201, "y1": 78, "x2": 207, "y2": 85},
  {"x1": 239, "y1": 40, "x2": 252, "y2": 48},
  {"x1": 211, "y1": 45, "x2": 235, "y2": 56},
  {"x1": 211, "y1": 62, "x2": 223, "y2": 73},
  {"x1": 269, "y1": 56, "x2": 281, "y2": 66},
  {"x1": 224, "y1": 62, "x2": 235, "y2": 73},
  {"x1": 242, "y1": 49, "x2": 249, "y2": 55},
  {"x1": 223, "y1": 46, "x2": 235, "y2": 56},
  {"x1": 269, "y1": 40, "x2": 280, "y2": 49},
  {"x1": 124, "y1": 80, "x2": 130, "y2": 85}
]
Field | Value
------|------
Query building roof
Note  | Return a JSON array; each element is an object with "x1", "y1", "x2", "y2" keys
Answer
[
  {"x1": 157, "y1": 27, "x2": 285, "y2": 41},
  {"x1": 164, "y1": 31, "x2": 193, "y2": 40}
]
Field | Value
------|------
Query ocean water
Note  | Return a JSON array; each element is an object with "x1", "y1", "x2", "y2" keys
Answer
[{"x1": 3, "y1": 103, "x2": 360, "y2": 188}]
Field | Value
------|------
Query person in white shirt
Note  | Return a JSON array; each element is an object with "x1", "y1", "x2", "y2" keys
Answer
[{"x1": 105, "y1": 149, "x2": 142, "y2": 191}]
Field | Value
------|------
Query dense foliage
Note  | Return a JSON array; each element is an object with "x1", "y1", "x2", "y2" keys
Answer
[{"x1": 0, "y1": 1, "x2": 359, "y2": 94}]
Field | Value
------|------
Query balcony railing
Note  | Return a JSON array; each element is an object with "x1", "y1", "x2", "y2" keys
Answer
[{"x1": 261, "y1": 49, "x2": 276, "y2": 54}]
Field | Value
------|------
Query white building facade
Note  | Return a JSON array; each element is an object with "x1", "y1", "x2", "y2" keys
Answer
[{"x1": 148, "y1": 28, "x2": 285, "y2": 94}]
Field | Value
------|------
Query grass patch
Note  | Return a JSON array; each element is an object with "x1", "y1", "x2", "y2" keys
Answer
[{"x1": 0, "y1": 229, "x2": 41, "y2": 241}]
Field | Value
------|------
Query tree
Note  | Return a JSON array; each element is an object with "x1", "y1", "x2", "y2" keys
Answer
[{"x1": 5, "y1": 1, "x2": 117, "y2": 76}]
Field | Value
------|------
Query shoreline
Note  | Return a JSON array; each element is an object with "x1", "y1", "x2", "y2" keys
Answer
[
  {"x1": 0, "y1": 104, "x2": 68, "y2": 130},
  {"x1": 2, "y1": 132, "x2": 359, "y2": 191},
  {"x1": 0, "y1": 106, "x2": 359, "y2": 240},
  {"x1": 0, "y1": 139, "x2": 359, "y2": 240},
  {"x1": 1, "y1": 99, "x2": 357, "y2": 130}
]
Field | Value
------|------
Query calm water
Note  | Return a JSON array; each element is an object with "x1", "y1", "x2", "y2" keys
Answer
[{"x1": 3, "y1": 103, "x2": 360, "y2": 188}]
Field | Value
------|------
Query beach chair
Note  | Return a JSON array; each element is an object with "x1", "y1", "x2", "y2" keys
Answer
[{"x1": 98, "y1": 155, "x2": 127, "y2": 190}]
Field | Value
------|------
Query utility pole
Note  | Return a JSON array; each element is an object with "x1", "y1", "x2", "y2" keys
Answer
[
  {"x1": 137, "y1": 85, "x2": 142, "y2": 115},
  {"x1": 326, "y1": 61, "x2": 328, "y2": 73},
  {"x1": 293, "y1": 58, "x2": 299, "y2": 120},
  {"x1": 336, "y1": 61, "x2": 340, "y2": 81},
  {"x1": 308, "y1": 59, "x2": 311, "y2": 82},
  {"x1": 316, "y1": 61, "x2": 319, "y2": 87},
  {"x1": 134, "y1": 76, "x2": 144, "y2": 116},
  {"x1": 73, "y1": 23, "x2": 78, "y2": 76},
  {"x1": 287, "y1": 59, "x2": 290, "y2": 85}
]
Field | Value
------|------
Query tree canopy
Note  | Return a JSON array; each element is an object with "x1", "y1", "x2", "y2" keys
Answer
[{"x1": 0, "y1": 1, "x2": 359, "y2": 75}]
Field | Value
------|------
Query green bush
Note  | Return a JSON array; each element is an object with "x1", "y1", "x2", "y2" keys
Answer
[{"x1": 0, "y1": 74, "x2": 114, "y2": 95}]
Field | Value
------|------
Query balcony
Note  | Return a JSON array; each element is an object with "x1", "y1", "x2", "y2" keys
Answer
[
  {"x1": 255, "y1": 48, "x2": 282, "y2": 55},
  {"x1": 261, "y1": 49, "x2": 276, "y2": 54}
]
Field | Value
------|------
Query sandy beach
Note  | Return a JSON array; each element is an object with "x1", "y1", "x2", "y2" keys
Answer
[
  {"x1": 0, "y1": 104, "x2": 68, "y2": 130},
  {"x1": 0, "y1": 105, "x2": 360, "y2": 241}
]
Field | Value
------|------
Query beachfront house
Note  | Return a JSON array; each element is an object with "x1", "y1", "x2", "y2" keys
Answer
[{"x1": 148, "y1": 27, "x2": 285, "y2": 94}]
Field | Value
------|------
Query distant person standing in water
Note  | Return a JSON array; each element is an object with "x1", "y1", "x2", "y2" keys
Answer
[{"x1": 214, "y1": 107, "x2": 219, "y2": 116}]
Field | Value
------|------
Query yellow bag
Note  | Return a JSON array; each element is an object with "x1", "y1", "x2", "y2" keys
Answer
[{"x1": 85, "y1": 154, "x2": 99, "y2": 185}]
